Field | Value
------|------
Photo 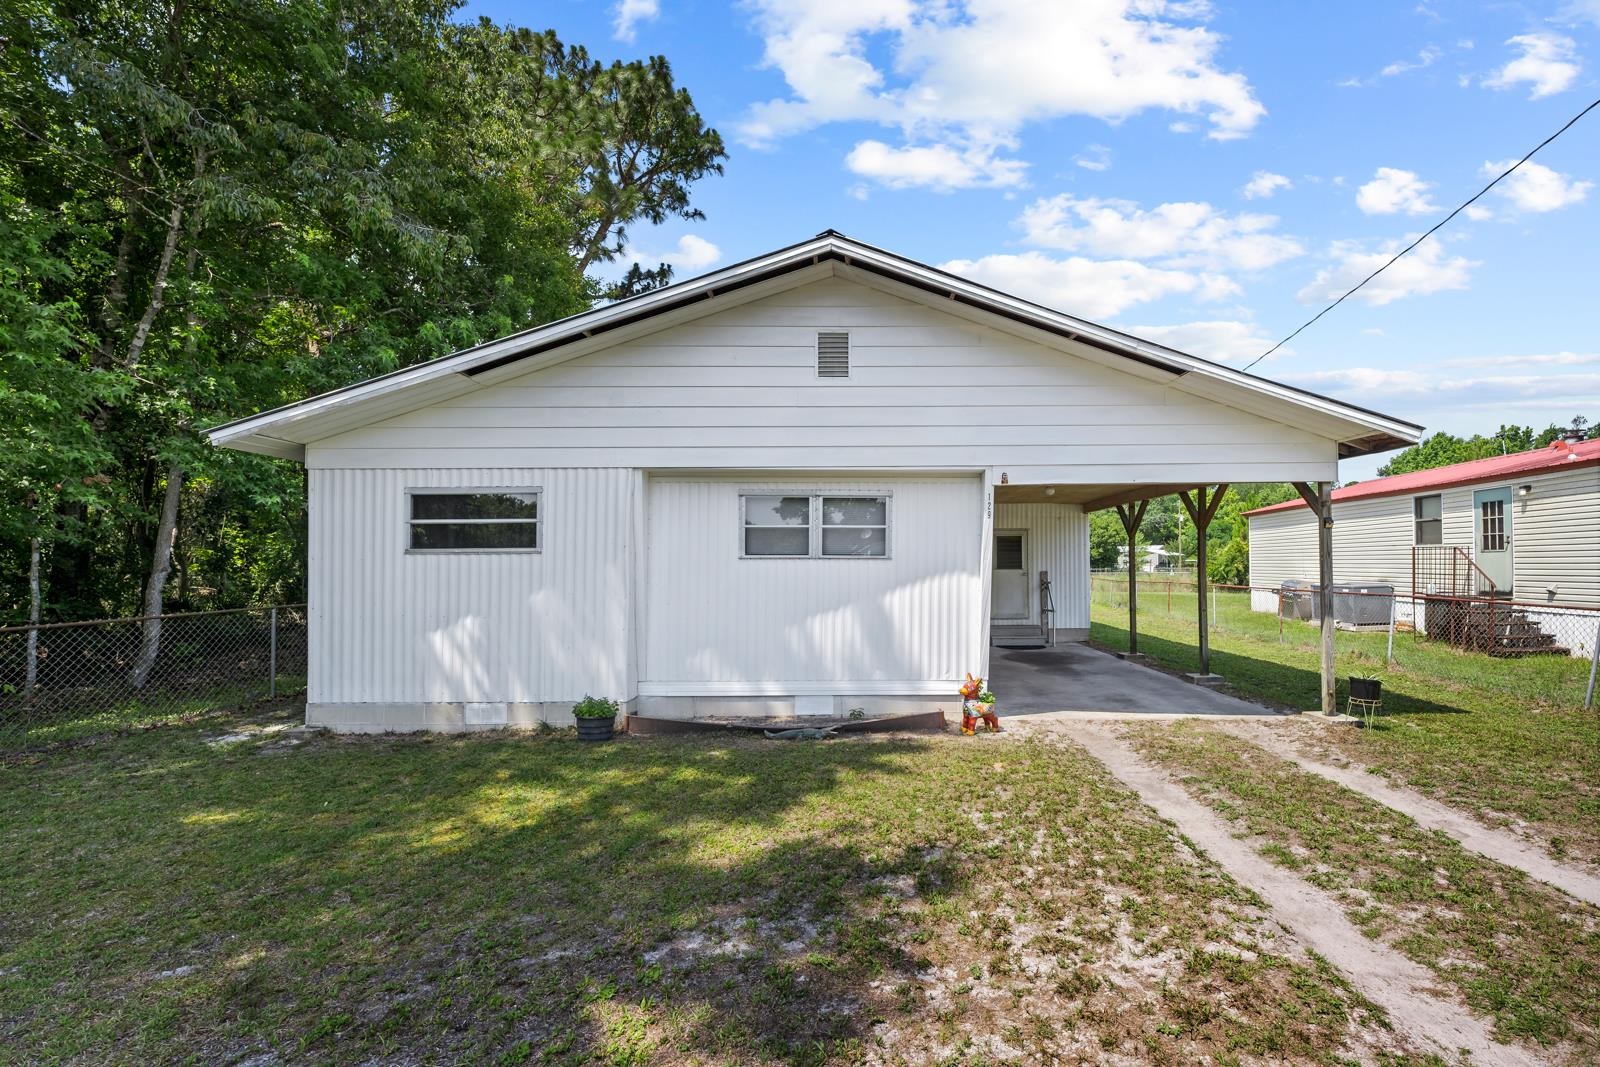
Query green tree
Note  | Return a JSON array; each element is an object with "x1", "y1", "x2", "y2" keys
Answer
[
  {"x1": 1377, "y1": 419, "x2": 1593, "y2": 478},
  {"x1": 0, "y1": 0, "x2": 724, "y2": 628},
  {"x1": 1088, "y1": 509, "x2": 1128, "y2": 570}
]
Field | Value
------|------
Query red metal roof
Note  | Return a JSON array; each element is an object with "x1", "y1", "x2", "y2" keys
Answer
[{"x1": 1244, "y1": 438, "x2": 1600, "y2": 517}]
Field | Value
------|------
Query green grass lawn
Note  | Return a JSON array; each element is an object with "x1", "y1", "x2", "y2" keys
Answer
[
  {"x1": 1090, "y1": 580, "x2": 1600, "y2": 866},
  {"x1": 2, "y1": 708, "x2": 1428, "y2": 1066},
  {"x1": 1129, "y1": 721, "x2": 1600, "y2": 1061}
]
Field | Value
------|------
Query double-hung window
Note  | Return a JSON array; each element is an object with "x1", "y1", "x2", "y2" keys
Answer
[
  {"x1": 408, "y1": 490, "x2": 540, "y2": 552},
  {"x1": 742, "y1": 493, "x2": 890, "y2": 558},
  {"x1": 1413, "y1": 494, "x2": 1442, "y2": 546}
]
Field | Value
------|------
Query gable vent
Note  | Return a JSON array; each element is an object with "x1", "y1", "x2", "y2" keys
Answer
[{"x1": 816, "y1": 331, "x2": 850, "y2": 377}]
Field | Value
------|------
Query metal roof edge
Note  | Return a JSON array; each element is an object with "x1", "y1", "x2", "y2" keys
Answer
[{"x1": 208, "y1": 230, "x2": 1423, "y2": 453}]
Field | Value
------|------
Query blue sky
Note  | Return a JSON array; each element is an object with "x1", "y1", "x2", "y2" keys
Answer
[{"x1": 463, "y1": 0, "x2": 1600, "y2": 479}]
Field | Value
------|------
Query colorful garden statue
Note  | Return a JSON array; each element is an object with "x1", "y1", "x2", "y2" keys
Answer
[{"x1": 959, "y1": 673, "x2": 1001, "y2": 735}]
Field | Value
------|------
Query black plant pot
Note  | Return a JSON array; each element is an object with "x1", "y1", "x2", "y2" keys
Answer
[
  {"x1": 1349, "y1": 677, "x2": 1382, "y2": 701},
  {"x1": 575, "y1": 715, "x2": 617, "y2": 743}
]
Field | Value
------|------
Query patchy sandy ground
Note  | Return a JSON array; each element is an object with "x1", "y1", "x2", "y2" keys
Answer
[
  {"x1": 1034, "y1": 721, "x2": 1552, "y2": 1066},
  {"x1": 1212, "y1": 717, "x2": 1600, "y2": 907}
]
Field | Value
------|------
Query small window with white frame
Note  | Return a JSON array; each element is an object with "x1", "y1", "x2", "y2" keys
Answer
[
  {"x1": 741, "y1": 492, "x2": 890, "y2": 558},
  {"x1": 408, "y1": 489, "x2": 540, "y2": 552},
  {"x1": 1413, "y1": 493, "x2": 1442, "y2": 545}
]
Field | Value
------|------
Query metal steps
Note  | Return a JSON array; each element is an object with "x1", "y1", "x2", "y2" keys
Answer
[{"x1": 992, "y1": 624, "x2": 1048, "y2": 649}]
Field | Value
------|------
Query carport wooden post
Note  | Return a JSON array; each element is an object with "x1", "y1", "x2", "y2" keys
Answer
[
  {"x1": 1115, "y1": 500, "x2": 1149, "y2": 654},
  {"x1": 1294, "y1": 480, "x2": 1337, "y2": 715},
  {"x1": 1177, "y1": 485, "x2": 1228, "y2": 677}
]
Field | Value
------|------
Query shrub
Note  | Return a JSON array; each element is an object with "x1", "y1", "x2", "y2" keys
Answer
[
  {"x1": 1208, "y1": 535, "x2": 1249, "y2": 586},
  {"x1": 571, "y1": 695, "x2": 620, "y2": 719}
]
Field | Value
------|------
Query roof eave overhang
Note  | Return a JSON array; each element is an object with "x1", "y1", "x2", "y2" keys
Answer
[{"x1": 206, "y1": 231, "x2": 1423, "y2": 459}]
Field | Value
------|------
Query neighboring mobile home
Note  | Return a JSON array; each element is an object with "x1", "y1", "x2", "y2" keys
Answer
[
  {"x1": 1246, "y1": 438, "x2": 1600, "y2": 618},
  {"x1": 209, "y1": 232, "x2": 1419, "y2": 731}
]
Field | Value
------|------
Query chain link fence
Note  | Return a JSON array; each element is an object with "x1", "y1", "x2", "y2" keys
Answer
[
  {"x1": 0, "y1": 606, "x2": 307, "y2": 748},
  {"x1": 1090, "y1": 575, "x2": 1599, "y2": 709}
]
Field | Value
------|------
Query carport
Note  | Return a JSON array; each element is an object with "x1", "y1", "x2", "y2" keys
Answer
[{"x1": 988, "y1": 474, "x2": 1379, "y2": 717}]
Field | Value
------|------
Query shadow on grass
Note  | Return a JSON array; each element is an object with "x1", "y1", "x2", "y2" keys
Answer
[
  {"x1": 1091, "y1": 621, "x2": 1475, "y2": 717},
  {"x1": 2, "y1": 727, "x2": 968, "y2": 1064}
]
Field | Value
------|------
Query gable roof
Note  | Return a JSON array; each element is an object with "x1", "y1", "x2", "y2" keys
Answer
[
  {"x1": 1245, "y1": 437, "x2": 1600, "y2": 517},
  {"x1": 207, "y1": 230, "x2": 1423, "y2": 461}
]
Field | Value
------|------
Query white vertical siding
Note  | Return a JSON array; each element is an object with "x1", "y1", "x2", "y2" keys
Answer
[
  {"x1": 993, "y1": 502, "x2": 1090, "y2": 630},
  {"x1": 308, "y1": 466, "x2": 634, "y2": 704},
  {"x1": 642, "y1": 475, "x2": 983, "y2": 693}
]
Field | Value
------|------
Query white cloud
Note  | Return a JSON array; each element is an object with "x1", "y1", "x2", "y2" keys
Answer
[
  {"x1": 1561, "y1": 1, "x2": 1600, "y2": 28},
  {"x1": 633, "y1": 234, "x2": 722, "y2": 271},
  {"x1": 1125, "y1": 320, "x2": 1282, "y2": 363},
  {"x1": 1074, "y1": 143, "x2": 1112, "y2": 172},
  {"x1": 1344, "y1": 46, "x2": 1442, "y2": 87},
  {"x1": 1356, "y1": 167, "x2": 1438, "y2": 215},
  {"x1": 1443, "y1": 351, "x2": 1600, "y2": 369},
  {"x1": 738, "y1": 0, "x2": 1265, "y2": 175},
  {"x1": 1240, "y1": 170, "x2": 1291, "y2": 200},
  {"x1": 1380, "y1": 46, "x2": 1441, "y2": 77},
  {"x1": 1483, "y1": 159, "x2": 1592, "y2": 212},
  {"x1": 1296, "y1": 239, "x2": 1477, "y2": 306},
  {"x1": 612, "y1": 0, "x2": 660, "y2": 42},
  {"x1": 1018, "y1": 194, "x2": 1304, "y2": 271},
  {"x1": 1463, "y1": 204, "x2": 1494, "y2": 221},
  {"x1": 845, "y1": 139, "x2": 1027, "y2": 190},
  {"x1": 1483, "y1": 33, "x2": 1581, "y2": 98},
  {"x1": 1284, "y1": 367, "x2": 1600, "y2": 404},
  {"x1": 938, "y1": 251, "x2": 1239, "y2": 320}
]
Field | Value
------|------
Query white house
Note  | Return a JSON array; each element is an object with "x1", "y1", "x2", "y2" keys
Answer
[
  {"x1": 1115, "y1": 545, "x2": 1189, "y2": 573},
  {"x1": 1246, "y1": 437, "x2": 1600, "y2": 612},
  {"x1": 209, "y1": 232, "x2": 1419, "y2": 731}
]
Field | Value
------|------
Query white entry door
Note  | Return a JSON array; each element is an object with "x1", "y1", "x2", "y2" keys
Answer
[
  {"x1": 992, "y1": 531, "x2": 1029, "y2": 620},
  {"x1": 1473, "y1": 487, "x2": 1513, "y2": 593}
]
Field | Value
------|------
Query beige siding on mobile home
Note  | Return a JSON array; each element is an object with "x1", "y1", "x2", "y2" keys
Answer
[{"x1": 1248, "y1": 466, "x2": 1600, "y2": 610}]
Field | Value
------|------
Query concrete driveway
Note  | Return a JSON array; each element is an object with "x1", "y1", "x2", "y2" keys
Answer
[{"x1": 987, "y1": 642, "x2": 1283, "y2": 719}]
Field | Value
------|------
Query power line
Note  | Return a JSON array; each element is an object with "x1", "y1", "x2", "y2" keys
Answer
[{"x1": 1244, "y1": 96, "x2": 1600, "y2": 372}]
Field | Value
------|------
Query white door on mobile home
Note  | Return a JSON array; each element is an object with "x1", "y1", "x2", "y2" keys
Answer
[{"x1": 1473, "y1": 486, "x2": 1513, "y2": 593}]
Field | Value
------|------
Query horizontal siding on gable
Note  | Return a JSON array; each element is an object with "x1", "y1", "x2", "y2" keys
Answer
[{"x1": 306, "y1": 277, "x2": 1341, "y2": 483}]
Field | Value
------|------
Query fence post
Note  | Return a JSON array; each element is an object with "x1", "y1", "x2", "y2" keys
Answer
[
  {"x1": 1387, "y1": 595, "x2": 1396, "y2": 665},
  {"x1": 1586, "y1": 617, "x2": 1598, "y2": 709},
  {"x1": 269, "y1": 607, "x2": 278, "y2": 700},
  {"x1": 1211, "y1": 584, "x2": 1217, "y2": 632}
]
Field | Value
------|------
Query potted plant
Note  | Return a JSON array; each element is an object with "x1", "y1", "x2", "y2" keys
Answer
[
  {"x1": 572, "y1": 695, "x2": 620, "y2": 742},
  {"x1": 1348, "y1": 676, "x2": 1382, "y2": 702},
  {"x1": 976, "y1": 687, "x2": 1000, "y2": 732}
]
